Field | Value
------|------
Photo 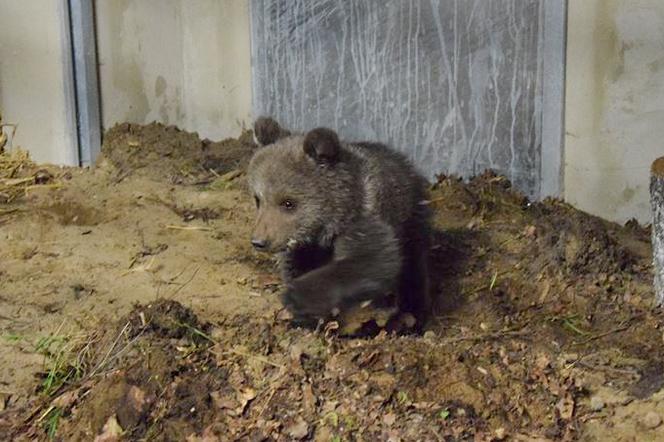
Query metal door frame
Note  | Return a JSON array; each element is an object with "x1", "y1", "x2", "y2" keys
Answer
[{"x1": 62, "y1": 0, "x2": 102, "y2": 167}]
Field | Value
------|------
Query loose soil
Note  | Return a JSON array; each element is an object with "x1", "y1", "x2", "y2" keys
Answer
[{"x1": 0, "y1": 122, "x2": 662, "y2": 441}]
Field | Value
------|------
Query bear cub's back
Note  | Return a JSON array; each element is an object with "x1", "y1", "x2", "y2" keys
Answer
[{"x1": 349, "y1": 142, "x2": 429, "y2": 231}]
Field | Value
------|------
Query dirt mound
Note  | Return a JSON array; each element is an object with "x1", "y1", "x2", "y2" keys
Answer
[
  {"x1": 0, "y1": 123, "x2": 662, "y2": 441},
  {"x1": 430, "y1": 171, "x2": 633, "y2": 278},
  {"x1": 1, "y1": 300, "x2": 586, "y2": 441},
  {"x1": 101, "y1": 122, "x2": 256, "y2": 184},
  {"x1": 532, "y1": 201, "x2": 632, "y2": 275},
  {"x1": 123, "y1": 299, "x2": 210, "y2": 341}
]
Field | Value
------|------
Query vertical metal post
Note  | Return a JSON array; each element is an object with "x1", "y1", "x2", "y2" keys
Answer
[
  {"x1": 68, "y1": 0, "x2": 102, "y2": 166},
  {"x1": 59, "y1": 0, "x2": 81, "y2": 165},
  {"x1": 540, "y1": 0, "x2": 568, "y2": 198}
]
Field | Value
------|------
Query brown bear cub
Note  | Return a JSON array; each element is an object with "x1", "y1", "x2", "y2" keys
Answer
[{"x1": 248, "y1": 117, "x2": 431, "y2": 330}]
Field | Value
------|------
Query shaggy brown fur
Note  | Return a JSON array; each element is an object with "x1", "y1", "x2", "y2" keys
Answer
[{"x1": 248, "y1": 117, "x2": 431, "y2": 328}]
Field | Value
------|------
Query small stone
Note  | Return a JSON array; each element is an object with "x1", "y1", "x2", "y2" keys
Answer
[
  {"x1": 382, "y1": 412, "x2": 397, "y2": 426},
  {"x1": 589, "y1": 396, "x2": 605, "y2": 411},
  {"x1": 423, "y1": 330, "x2": 436, "y2": 341},
  {"x1": 126, "y1": 386, "x2": 148, "y2": 412},
  {"x1": 95, "y1": 415, "x2": 123, "y2": 442},
  {"x1": 401, "y1": 313, "x2": 416, "y2": 328},
  {"x1": 34, "y1": 169, "x2": 53, "y2": 185},
  {"x1": 494, "y1": 427, "x2": 507, "y2": 440},
  {"x1": 210, "y1": 391, "x2": 237, "y2": 411},
  {"x1": 276, "y1": 308, "x2": 294, "y2": 321},
  {"x1": 642, "y1": 411, "x2": 662, "y2": 429},
  {"x1": 289, "y1": 343, "x2": 304, "y2": 362}
]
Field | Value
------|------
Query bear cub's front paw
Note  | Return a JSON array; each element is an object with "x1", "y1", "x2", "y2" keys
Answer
[{"x1": 280, "y1": 281, "x2": 340, "y2": 323}]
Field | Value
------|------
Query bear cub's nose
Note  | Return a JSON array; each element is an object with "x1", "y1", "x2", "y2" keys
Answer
[{"x1": 251, "y1": 239, "x2": 268, "y2": 250}]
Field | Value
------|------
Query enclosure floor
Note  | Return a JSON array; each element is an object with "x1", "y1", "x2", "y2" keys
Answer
[{"x1": 0, "y1": 123, "x2": 663, "y2": 441}]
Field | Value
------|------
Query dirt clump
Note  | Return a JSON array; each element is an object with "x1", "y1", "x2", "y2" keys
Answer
[
  {"x1": 531, "y1": 201, "x2": 633, "y2": 276},
  {"x1": 0, "y1": 148, "x2": 63, "y2": 205},
  {"x1": 123, "y1": 299, "x2": 210, "y2": 340},
  {"x1": 101, "y1": 122, "x2": 256, "y2": 184}
]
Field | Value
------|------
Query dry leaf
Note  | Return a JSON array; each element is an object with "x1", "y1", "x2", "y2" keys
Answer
[
  {"x1": 287, "y1": 417, "x2": 309, "y2": 440},
  {"x1": 290, "y1": 343, "x2": 304, "y2": 362},
  {"x1": 210, "y1": 391, "x2": 238, "y2": 411},
  {"x1": 236, "y1": 387, "x2": 257, "y2": 414},
  {"x1": 52, "y1": 390, "x2": 78, "y2": 409},
  {"x1": 302, "y1": 383, "x2": 317, "y2": 413},
  {"x1": 127, "y1": 385, "x2": 147, "y2": 412},
  {"x1": 556, "y1": 393, "x2": 575, "y2": 420},
  {"x1": 536, "y1": 353, "x2": 552, "y2": 371},
  {"x1": 94, "y1": 415, "x2": 123, "y2": 442},
  {"x1": 277, "y1": 308, "x2": 294, "y2": 321}
]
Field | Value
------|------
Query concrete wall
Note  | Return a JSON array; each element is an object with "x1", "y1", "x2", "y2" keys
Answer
[
  {"x1": 565, "y1": 0, "x2": 664, "y2": 224},
  {"x1": 0, "y1": 1, "x2": 78, "y2": 165},
  {"x1": 95, "y1": 0, "x2": 252, "y2": 141}
]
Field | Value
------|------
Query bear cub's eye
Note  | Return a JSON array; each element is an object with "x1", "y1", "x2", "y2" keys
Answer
[{"x1": 280, "y1": 199, "x2": 296, "y2": 211}]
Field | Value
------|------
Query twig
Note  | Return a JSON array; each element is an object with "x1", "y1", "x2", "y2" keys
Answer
[
  {"x1": 88, "y1": 321, "x2": 130, "y2": 378},
  {"x1": 257, "y1": 385, "x2": 279, "y2": 418},
  {"x1": 423, "y1": 196, "x2": 446, "y2": 205},
  {"x1": 575, "y1": 321, "x2": 633, "y2": 345},
  {"x1": 164, "y1": 265, "x2": 191, "y2": 284},
  {"x1": 562, "y1": 317, "x2": 591, "y2": 336},
  {"x1": 36, "y1": 405, "x2": 56, "y2": 423},
  {"x1": 24, "y1": 183, "x2": 62, "y2": 192},
  {"x1": 169, "y1": 267, "x2": 200, "y2": 297},
  {"x1": 489, "y1": 271, "x2": 499, "y2": 291},
  {"x1": 121, "y1": 256, "x2": 155, "y2": 276},
  {"x1": 226, "y1": 348, "x2": 284, "y2": 368},
  {"x1": 89, "y1": 330, "x2": 145, "y2": 377},
  {"x1": 164, "y1": 224, "x2": 212, "y2": 231},
  {"x1": 0, "y1": 176, "x2": 33, "y2": 186},
  {"x1": 575, "y1": 360, "x2": 638, "y2": 376},
  {"x1": 469, "y1": 270, "x2": 513, "y2": 294}
]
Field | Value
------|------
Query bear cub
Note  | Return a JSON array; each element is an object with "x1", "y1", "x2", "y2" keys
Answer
[{"x1": 248, "y1": 117, "x2": 431, "y2": 329}]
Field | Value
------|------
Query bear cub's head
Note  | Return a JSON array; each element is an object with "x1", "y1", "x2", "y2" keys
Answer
[{"x1": 248, "y1": 118, "x2": 359, "y2": 254}]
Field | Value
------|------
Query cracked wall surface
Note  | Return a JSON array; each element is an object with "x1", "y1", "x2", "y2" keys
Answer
[{"x1": 251, "y1": 0, "x2": 545, "y2": 198}]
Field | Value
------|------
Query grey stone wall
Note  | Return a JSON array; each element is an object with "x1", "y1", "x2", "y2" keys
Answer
[{"x1": 251, "y1": 0, "x2": 548, "y2": 198}]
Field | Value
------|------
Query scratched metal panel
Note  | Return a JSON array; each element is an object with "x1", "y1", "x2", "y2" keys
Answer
[{"x1": 251, "y1": 0, "x2": 545, "y2": 198}]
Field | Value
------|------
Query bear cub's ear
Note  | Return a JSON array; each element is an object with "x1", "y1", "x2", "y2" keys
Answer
[
  {"x1": 254, "y1": 117, "x2": 291, "y2": 146},
  {"x1": 303, "y1": 128, "x2": 341, "y2": 165}
]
